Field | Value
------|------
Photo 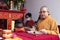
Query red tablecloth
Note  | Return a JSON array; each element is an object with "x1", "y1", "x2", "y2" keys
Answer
[{"x1": 14, "y1": 32, "x2": 59, "y2": 40}]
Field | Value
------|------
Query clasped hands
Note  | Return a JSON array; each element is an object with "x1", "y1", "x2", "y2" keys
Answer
[{"x1": 40, "y1": 29, "x2": 48, "y2": 34}]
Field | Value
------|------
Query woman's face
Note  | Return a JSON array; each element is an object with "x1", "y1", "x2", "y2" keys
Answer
[{"x1": 39, "y1": 7, "x2": 49, "y2": 19}]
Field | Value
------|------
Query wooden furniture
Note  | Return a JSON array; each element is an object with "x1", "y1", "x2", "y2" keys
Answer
[{"x1": 0, "y1": 9, "x2": 26, "y2": 30}]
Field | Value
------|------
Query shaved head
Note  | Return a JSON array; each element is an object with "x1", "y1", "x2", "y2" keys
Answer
[
  {"x1": 39, "y1": 6, "x2": 50, "y2": 19},
  {"x1": 40, "y1": 6, "x2": 49, "y2": 12}
]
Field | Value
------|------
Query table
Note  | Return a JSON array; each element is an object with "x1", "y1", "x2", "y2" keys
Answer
[{"x1": 14, "y1": 32, "x2": 59, "y2": 40}]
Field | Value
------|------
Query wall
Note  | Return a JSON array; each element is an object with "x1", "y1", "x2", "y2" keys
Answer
[{"x1": 25, "y1": 0, "x2": 60, "y2": 25}]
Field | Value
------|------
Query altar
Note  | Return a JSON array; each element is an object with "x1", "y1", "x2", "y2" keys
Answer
[{"x1": 0, "y1": 9, "x2": 26, "y2": 30}]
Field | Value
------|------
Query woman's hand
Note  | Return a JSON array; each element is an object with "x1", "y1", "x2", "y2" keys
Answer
[{"x1": 40, "y1": 29, "x2": 47, "y2": 34}]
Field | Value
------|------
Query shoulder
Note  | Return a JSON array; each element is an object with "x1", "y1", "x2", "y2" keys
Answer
[{"x1": 49, "y1": 16, "x2": 57, "y2": 23}]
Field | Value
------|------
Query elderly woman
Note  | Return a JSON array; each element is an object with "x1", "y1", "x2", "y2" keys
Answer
[{"x1": 36, "y1": 6, "x2": 59, "y2": 35}]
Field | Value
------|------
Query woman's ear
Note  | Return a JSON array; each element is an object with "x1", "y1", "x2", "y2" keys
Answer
[{"x1": 48, "y1": 11, "x2": 50, "y2": 15}]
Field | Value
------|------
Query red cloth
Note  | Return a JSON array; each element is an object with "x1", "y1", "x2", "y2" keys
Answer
[
  {"x1": 14, "y1": 32, "x2": 59, "y2": 40},
  {"x1": 34, "y1": 34, "x2": 59, "y2": 40},
  {"x1": 26, "y1": 19, "x2": 35, "y2": 27}
]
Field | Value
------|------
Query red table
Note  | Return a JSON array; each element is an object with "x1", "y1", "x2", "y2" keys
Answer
[{"x1": 14, "y1": 32, "x2": 59, "y2": 40}]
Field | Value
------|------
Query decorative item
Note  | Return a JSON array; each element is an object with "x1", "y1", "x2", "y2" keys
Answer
[
  {"x1": 3, "y1": 30, "x2": 23, "y2": 40},
  {"x1": 14, "y1": 0, "x2": 25, "y2": 10},
  {"x1": 3, "y1": 30, "x2": 12, "y2": 39},
  {"x1": 5, "y1": 0, "x2": 25, "y2": 10}
]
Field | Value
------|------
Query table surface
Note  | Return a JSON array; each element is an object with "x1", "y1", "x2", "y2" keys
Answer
[{"x1": 14, "y1": 32, "x2": 59, "y2": 40}]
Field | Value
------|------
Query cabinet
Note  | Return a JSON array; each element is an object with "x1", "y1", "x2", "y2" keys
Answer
[{"x1": 0, "y1": 9, "x2": 26, "y2": 30}]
